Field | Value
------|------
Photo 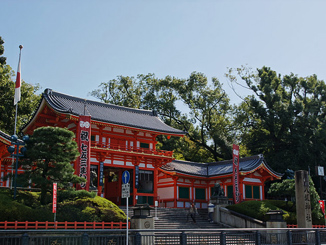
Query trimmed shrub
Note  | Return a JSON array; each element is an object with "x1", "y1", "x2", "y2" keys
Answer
[
  {"x1": 56, "y1": 196, "x2": 126, "y2": 222},
  {"x1": 57, "y1": 188, "x2": 96, "y2": 202}
]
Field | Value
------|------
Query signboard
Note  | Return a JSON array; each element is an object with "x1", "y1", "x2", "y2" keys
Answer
[
  {"x1": 53, "y1": 183, "x2": 57, "y2": 213},
  {"x1": 122, "y1": 183, "x2": 130, "y2": 198},
  {"x1": 76, "y1": 115, "x2": 91, "y2": 190},
  {"x1": 122, "y1": 170, "x2": 130, "y2": 184},
  {"x1": 232, "y1": 144, "x2": 240, "y2": 204},
  {"x1": 317, "y1": 166, "x2": 325, "y2": 176}
]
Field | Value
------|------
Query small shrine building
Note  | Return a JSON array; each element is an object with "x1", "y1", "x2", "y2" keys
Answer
[
  {"x1": 0, "y1": 88, "x2": 282, "y2": 208},
  {"x1": 158, "y1": 155, "x2": 281, "y2": 209}
]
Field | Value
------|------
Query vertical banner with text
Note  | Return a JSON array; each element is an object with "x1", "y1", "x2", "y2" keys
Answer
[
  {"x1": 99, "y1": 161, "x2": 104, "y2": 186},
  {"x1": 76, "y1": 115, "x2": 91, "y2": 190},
  {"x1": 53, "y1": 183, "x2": 57, "y2": 213},
  {"x1": 232, "y1": 144, "x2": 240, "y2": 204}
]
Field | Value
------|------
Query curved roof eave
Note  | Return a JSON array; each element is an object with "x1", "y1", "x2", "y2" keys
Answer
[
  {"x1": 0, "y1": 130, "x2": 11, "y2": 145},
  {"x1": 160, "y1": 155, "x2": 282, "y2": 179},
  {"x1": 22, "y1": 88, "x2": 186, "y2": 136}
]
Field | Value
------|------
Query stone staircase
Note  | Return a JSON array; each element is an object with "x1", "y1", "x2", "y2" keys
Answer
[{"x1": 120, "y1": 207, "x2": 224, "y2": 229}]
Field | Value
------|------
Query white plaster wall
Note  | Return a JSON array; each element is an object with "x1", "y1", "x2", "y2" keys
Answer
[{"x1": 157, "y1": 186, "x2": 174, "y2": 199}]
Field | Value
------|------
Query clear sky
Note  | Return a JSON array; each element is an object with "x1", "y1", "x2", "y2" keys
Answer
[{"x1": 2, "y1": 0, "x2": 326, "y2": 105}]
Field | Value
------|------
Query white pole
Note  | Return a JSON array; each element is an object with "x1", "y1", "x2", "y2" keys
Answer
[
  {"x1": 154, "y1": 200, "x2": 158, "y2": 220},
  {"x1": 126, "y1": 197, "x2": 128, "y2": 245}
]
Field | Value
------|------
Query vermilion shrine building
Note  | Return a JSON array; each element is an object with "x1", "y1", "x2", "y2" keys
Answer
[{"x1": 0, "y1": 89, "x2": 281, "y2": 208}]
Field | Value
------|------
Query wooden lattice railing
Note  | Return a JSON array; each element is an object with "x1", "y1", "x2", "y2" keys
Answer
[{"x1": 0, "y1": 221, "x2": 129, "y2": 230}]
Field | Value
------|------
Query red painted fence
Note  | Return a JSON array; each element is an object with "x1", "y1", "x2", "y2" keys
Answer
[
  {"x1": 0, "y1": 221, "x2": 130, "y2": 230},
  {"x1": 287, "y1": 224, "x2": 326, "y2": 228}
]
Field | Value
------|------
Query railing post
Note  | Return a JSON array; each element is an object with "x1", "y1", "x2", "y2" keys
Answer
[
  {"x1": 287, "y1": 230, "x2": 292, "y2": 245},
  {"x1": 255, "y1": 231, "x2": 261, "y2": 245},
  {"x1": 82, "y1": 232, "x2": 89, "y2": 245},
  {"x1": 21, "y1": 233, "x2": 29, "y2": 245},
  {"x1": 135, "y1": 232, "x2": 141, "y2": 245},
  {"x1": 315, "y1": 229, "x2": 321, "y2": 245},
  {"x1": 220, "y1": 231, "x2": 226, "y2": 245},
  {"x1": 180, "y1": 231, "x2": 187, "y2": 245}
]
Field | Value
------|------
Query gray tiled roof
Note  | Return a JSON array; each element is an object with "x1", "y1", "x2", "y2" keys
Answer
[
  {"x1": 40, "y1": 89, "x2": 186, "y2": 135},
  {"x1": 0, "y1": 130, "x2": 11, "y2": 142},
  {"x1": 161, "y1": 155, "x2": 282, "y2": 177}
]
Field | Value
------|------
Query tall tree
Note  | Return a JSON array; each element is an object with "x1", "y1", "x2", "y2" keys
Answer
[
  {"x1": 90, "y1": 72, "x2": 235, "y2": 162},
  {"x1": 19, "y1": 127, "x2": 85, "y2": 205},
  {"x1": 0, "y1": 36, "x2": 7, "y2": 65},
  {"x1": 0, "y1": 36, "x2": 41, "y2": 135},
  {"x1": 227, "y1": 66, "x2": 326, "y2": 173}
]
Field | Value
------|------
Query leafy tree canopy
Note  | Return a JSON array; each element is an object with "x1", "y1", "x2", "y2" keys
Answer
[
  {"x1": 0, "y1": 36, "x2": 6, "y2": 65},
  {"x1": 19, "y1": 127, "x2": 85, "y2": 205},
  {"x1": 90, "y1": 72, "x2": 237, "y2": 162},
  {"x1": 227, "y1": 66, "x2": 326, "y2": 173},
  {"x1": 268, "y1": 176, "x2": 323, "y2": 222},
  {"x1": 0, "y1": 36, "x2": 41, "y2": 135}
]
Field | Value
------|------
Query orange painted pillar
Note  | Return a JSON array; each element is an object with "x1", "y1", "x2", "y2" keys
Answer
[{"x1": 173, "y1": 176, "x2": 178, "y2": 208}]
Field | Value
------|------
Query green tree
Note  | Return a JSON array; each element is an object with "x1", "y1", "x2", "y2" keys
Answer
[
  {"x1": 90, "y1": 72, "x2": 236, "y2": 162},
  {"x1": 268, "y1": 177, "x2": 323, "y2": 223},
  {"x1": 0, "y1": 36, "x2": 7, "y2": 65},
  {"x1": 0, "y1": 36, "x2": 41, "y2": 134},
  {"x1": 227, "y1": 66, "x2": 326, "y2": 172},
  {"x1": 20, "y1": 127, "x2": 85, "y2": 205}
]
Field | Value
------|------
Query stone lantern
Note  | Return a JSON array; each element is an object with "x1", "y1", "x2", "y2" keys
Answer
[{"x1": 130, "y1": 204, "x2": 155, "y2": 245}]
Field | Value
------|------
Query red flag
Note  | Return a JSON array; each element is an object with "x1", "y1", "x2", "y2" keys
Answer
[{"x1": 14, "y1": 45, "x2": 23, "y2": 105}]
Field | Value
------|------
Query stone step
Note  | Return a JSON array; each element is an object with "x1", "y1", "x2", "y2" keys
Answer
[{"x1": 120, "y1": 207, "x2": 224, "y2": 229}]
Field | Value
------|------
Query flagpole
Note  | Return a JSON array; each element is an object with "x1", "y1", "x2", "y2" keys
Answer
[
  {"x1": 13, "y1": 45, "x2": 22, "y2": 134},
  {"x1": 14, "y1": 104, "x2": 18, "y2": 135},
  {"x1": 11, "y1": 45, "x2": 23, "y2": 191}
]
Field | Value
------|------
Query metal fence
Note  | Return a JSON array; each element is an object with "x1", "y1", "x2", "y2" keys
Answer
[{"x1": 1, "y1": 228, "x2": 326, "y2": 245}]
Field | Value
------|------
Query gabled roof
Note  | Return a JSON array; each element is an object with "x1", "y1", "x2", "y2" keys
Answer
[
  {"x1": 24, "y1": 88, "x2": 186, "y2": 135},
  {"x1": 161, "y1": 155, "x2": 282, "y2": 178}
]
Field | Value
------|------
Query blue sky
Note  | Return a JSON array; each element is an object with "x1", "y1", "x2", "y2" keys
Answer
[{"x1": 2, "y1": 1, "x2": 326, "y2": 105}]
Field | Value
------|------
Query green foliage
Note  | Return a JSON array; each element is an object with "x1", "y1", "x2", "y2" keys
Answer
[
  {"x1": 227, "y1": 200, "x2": 297, "y2": 224},
  {"x1": 56, "y1": 196, "x2": 126, "y2": 222},
  {"x1": 90, "y1": 72, "x2": 235, "y2": 162},
  {"x1": 0, "y1": 189, "x2": 126, "y2": 222},
  {"x1": 267, "y1": 176, "x2": 324, "y2": 224},
  {"x1": 0, "y1": 189, "x2": 50, "y2": 221},
  {"x1": 57, "y1": 188, "x2": 96, "y2": 202},
  {"x1": 228, "y1": 66, "x2": 326, "y2": 173},
  {"x1": 0, "y1": 36, "x2": 41, "y2": 135},
  {"x1": 20, "y1": 127, "x2": 85, "y2": 205},
  {"x1": 0, "y1": 36, "x2": 6, "y2": 65},
  {"x1": 268, "y1": 179, "x2": 295, "y2": 200}
]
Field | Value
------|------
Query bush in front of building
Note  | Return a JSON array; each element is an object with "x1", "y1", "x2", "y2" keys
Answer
[
  {"x1": 226, "y1": 199, "x2": 323, "y2": 225},
  {"x1": 56, "y1": 196, "x2": 126, "y2": 222},
  {"x1": 0, "y1": 188, "x2": 126, "y2": 222},
  {"x1": 57, "y1": 188, "x2": 96, "y2": 202},
  {"x1": 227, "y1": 200, "x2": 284, "y2": 222},
  {"x1": 0, "y1": 188, "x2": 52, "y2": 221}
]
